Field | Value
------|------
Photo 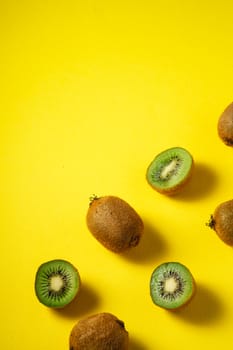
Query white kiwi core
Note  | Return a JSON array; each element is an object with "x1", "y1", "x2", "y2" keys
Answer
[
  {"x1": 164, "y1": 277, "x2": 179, "y2": 293},
  {"x1": 160, "y1": 159, "x2": 179, "y2": 179},
  {"x1": 50, "y1": 275, "x2": 64, "y2": 291}
]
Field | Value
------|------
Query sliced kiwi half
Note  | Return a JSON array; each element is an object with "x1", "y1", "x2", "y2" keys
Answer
[
  {"x1": 146, "y1": 147, "x2": 194, "y2": 195},
  {"x1": 35, "y1": 259, "x2": 81, "y2": 308},
  {"x1": 150, "y1": 262, "x2": 195, "y2": 310}
]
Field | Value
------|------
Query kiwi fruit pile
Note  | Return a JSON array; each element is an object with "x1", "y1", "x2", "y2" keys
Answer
[
  {"x1": 86, "y1": 195, "x2": 144, "y2": 253},
  {"x1": 34, "y1": 100, "x2": 233, "y2": 347},
  {"x1": 207, "y1": 199, "x2": 233, "y2": 245},
  {"x1": 146, "y1": 147, "x2": 194, "y2": 195},
  {"x1": 217, "y1": 102, "x2": 233, "y2": 146},
  {"x1": 150, "y1": 262, "x2": 195, "y2": 310},
  {"x1": 69, "y1": 312, "x2": 129, "y2": 350},
  {"x1": 35, "y1": 259, "x2": 81, "y2": 308}
]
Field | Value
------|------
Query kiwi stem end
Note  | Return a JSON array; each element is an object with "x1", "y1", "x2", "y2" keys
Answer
[
  {"x1": 89, "y1": 194, "x2": 99, "y2": 205},
  {"x1": 206, "y1": 215, "x2": 215, "y2": 230}
]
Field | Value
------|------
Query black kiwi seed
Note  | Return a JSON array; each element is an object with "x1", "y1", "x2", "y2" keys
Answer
[
  {"x1": 207, "y1": 199, "x2": 233, "y2": 245},
  {"x1": 217, "y1": 102, "x2": 233, "y2": 146},
  {"x1": 35, "y1": 259, "x2": 81, "y2": 308},
  {"x1": 86, "y1": 195, "x2": 144, "y2": 253},
  {"x1": 69, "y1": 312, "x2": 129, "y2": 350},
  {"x1": 146, "y1": 147, "x2": 194, "y2": 195},
  {"x1": 150, "y1": 262, "x2": 196, "y2": 310}
]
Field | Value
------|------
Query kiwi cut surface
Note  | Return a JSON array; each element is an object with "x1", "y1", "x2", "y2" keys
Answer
[
  {"x1": 35, "y1": 259, "x2": 80, "y2": 308},
  {"x1": 150, "y1": 262, "x2": 195, "y2": 310},
  {"x1": 146, "y1": 147, "x2": 193, "y2": 195},
  {"x1": 86, "y1": 195, "x2": 144, "y2": 253},
  {"x1": 69, "y1": 312, "x2": 129, "y2": 350},
  {"x1": 207, "y1": 199, "x2": 233, "y2": 245},
  {"x1": 217, "y1": 102, "x2": 233, "y2": 146}
]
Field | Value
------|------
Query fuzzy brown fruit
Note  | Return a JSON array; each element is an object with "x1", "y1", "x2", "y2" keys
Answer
[
  {"x1": 69, "y1": 312, "x2": 129, "y2": 350},
  {"x1": 207, "y1": 199, "x2": 233, "y2": 245},
  {"x1": 86, "y1": 195, "x2": 144, "y2": 253},
  {"x1": 218, "y1": 102, "x2": 233, "y2": 146}
]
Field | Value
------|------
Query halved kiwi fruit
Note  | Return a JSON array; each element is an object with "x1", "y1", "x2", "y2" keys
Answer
[
  {"x1": 146, "y1": 147, "x2": 194, "y2": 195},
  {"x1": 207, "y1": 199, "x2": 233, "y2": 245},
  {"x1": 217, "y1": 102, "x2": 233, "y2": 146},
  {"x1": 35, "y1": 259, "x2": 81, "y2": 308},
  {"x1": 86, "y1": 195, "x2": 144, "y2": 253},
  {"x1": 69, "y1": 312, "x2": 129, "y2": 350},
  {"x1": 150, "y1": 262, "x2": 196, "y2": 310}
]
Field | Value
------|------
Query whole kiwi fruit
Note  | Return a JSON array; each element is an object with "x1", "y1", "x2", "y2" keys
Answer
[
  {"x1": 207, "y1": 199, "x2": 233, "y2": 245},
  {"x1": 69, "y1": 312, "x2": 129, "y2": 350},
  {"x1": 217, "y1": 102, "x2": 233, "y2": 146},
  {"x1": 86, "y1": 195, "x2": 144, "y2": 253}
]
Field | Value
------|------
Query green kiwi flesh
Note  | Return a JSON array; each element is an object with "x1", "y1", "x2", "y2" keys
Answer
[
  {"x1": 35, "y1": 259, "x2": 80, "y2": 308},
  {"x1": 146, "y1": 147, "x2": 194, "y2": 195},
  {"x1": 217, "y1": 102, "x2": 233, "y2": 146},
  {"x1": 86, "y1": 195, "x2": 144, "y2": 253},
  {"x1": 207, "y1": 199, "x2": 233, "y2": 245},
  {"x1": 150, "y1": 262, "x2": 195, "y2": 310},
  {"x1": 69, "y1": 312, "x2": 129, "y2": 350}
]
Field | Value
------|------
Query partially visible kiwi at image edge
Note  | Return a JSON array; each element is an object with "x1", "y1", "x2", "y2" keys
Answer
[
  {"x1": 150, "y1": 262, "x2": 196, "y2": 310},
  {"x1": 35, "y1": 259, "x2": 81, "y2": 308},
  {"x1": 69, "y1": 312, "x2": 129, "y2": 350},
  {"x1": 86, "y1": 195, "x2": 144, "y2": 253},
  {"x1": 217, "y1": 102, "x2": 233, "y2": 146},
  {"x1": 207, "y1": 199, "x2": 233, "y2": 245},
  {"x1": 146, "y1": 147, "x2": 194, "y2": 195}
]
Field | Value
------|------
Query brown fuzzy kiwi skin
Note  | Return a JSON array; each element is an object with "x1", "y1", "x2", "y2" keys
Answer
[
  {"x1": 86, "y1": 195, "x2": 144, "y2": 253},
  {"x1": 207, "y1": 199, "x2": 233, "y2": 245},
  {"x1": 69, "y1": 312, "x2": 129, "y2": 350},
  {"x1": 218, "y1": 102, "x2": 233, "y2": 146}
]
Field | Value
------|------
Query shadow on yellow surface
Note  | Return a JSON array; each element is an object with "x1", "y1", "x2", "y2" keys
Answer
[
  {"x1": 171, "y1": 283, "x2": 224, "y2": 325},
  {"x1": 52, "y1": 283, "x2": 101, "y2": 319},
  {"x1": 129, "y1": 336, "x2": 149, "y2": 350},
  {"x1": 174, "y1": 163, "x2": 219, "y2": 201},
  {"x1": 123, "y1": 220, "x2": 169, "y2": 264}
]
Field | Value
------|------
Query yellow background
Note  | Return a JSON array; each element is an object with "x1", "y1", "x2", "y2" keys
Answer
[{"x1": 1, "y1": 1, "x2": 233, "y2": 349}]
